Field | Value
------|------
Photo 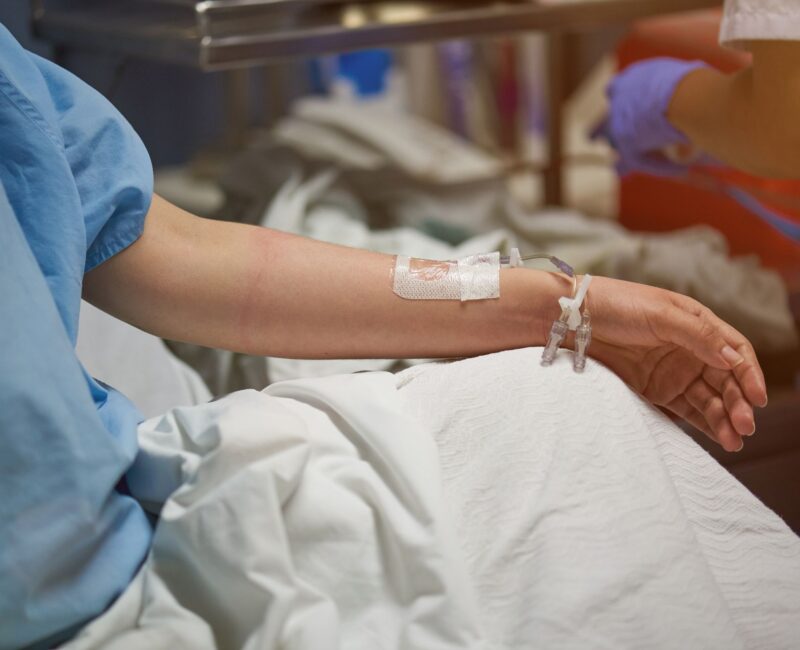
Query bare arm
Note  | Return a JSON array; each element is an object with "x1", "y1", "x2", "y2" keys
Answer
[
  {"x1": 667, "y1": 40, "x2": 800, "y2": 178},
  {"x1": 84, "y1": 195, "x2": 767, "y2": 452},
  {"x1": 83, "y1": 195, "x2": 564, "y2": 360}
]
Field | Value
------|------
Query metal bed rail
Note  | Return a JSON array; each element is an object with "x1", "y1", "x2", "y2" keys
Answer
[{"x1": 30, "y1": 0, "x2": 722, "y2": 204}]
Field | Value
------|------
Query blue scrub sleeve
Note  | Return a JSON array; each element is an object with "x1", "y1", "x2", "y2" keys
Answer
[
  {"x1": 32, "y1": 53, "x2": 153, "y2": 273},
  {"x1": 0, "y1": 23, "x2": 153, "y2": 342},
  {"x1": 0, "y1": 185, "x2": 151, "y2": 650}
]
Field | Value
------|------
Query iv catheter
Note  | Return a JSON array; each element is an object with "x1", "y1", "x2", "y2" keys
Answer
[
  {"x1": 498, "y1": 248, "x2": 591, "y2": 371},
  {"x1": 500, "y1": 253, "x2": 575, "y2": 277},
  {"x1": 500, "y1": 251, "x2": 578, "y2": 300}
]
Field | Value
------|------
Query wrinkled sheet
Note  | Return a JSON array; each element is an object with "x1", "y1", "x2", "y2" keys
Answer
[
  {"x1": 399, "y1": 350, "x2": 800, "y2": 649},
  {"x1": 63, "y1": 351, "x2": 800, "y2": 649},
  {"x1": 77, "y1": 301, "x2": 212, "y2": 418},
  {"x1": 62, "y1": 373, "x2": 491, "y2": 650}
]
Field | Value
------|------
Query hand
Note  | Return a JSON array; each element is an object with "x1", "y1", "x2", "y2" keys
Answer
[
  {"x1": 584, "y1": 277, "x2": 768, "y2": 452},
  {"x1": 593, "y1": 58, "x2": 710, "y2": 178}
]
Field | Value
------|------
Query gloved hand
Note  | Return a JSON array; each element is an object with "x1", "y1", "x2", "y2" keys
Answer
[{"x1": 594, "y1": 57, "x2": 710, "y2": 177}]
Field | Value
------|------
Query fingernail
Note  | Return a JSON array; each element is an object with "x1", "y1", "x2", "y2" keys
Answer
[
  {"x1": 721, "y1": 345, "x2": 744, "y2": 368},
  {"x1": 735, "y1": 440, "x2": 745, "y2": 453},
  {"x1": 746, "y1": 421, "x2": 756, "y2": 436}
]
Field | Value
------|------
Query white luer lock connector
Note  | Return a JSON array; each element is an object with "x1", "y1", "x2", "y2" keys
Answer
[
  {"x1": 541, "y1": 274, "x2": 593, "y2": 369},
  {"x1": 393, "y1": 253, "x2": 501, "y2": 301}
]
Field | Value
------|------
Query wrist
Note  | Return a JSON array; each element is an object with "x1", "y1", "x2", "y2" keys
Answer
[
  {"x1": 665, "y1": 64, "x2": 717, "y2": 142},
  {"x1": 503, "y1": 268, "x2": 574, "y2": 349}
]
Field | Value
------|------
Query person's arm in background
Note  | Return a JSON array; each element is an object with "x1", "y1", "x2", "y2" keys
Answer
[
  {"x1": 85, "y1": 196, "x2": 767, "y2": 452},
  {"x1": 668, "y1": 41, "x2": 800, "y2": 178},
  {"x1": 598, "y1": 41, "x2": 800, "y2": 179}
]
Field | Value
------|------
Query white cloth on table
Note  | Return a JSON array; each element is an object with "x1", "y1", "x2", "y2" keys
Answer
[
  {"x1": 62, "y1": 350, "x2": 800, "y2": 649},
  {"x1": 721, "y1": 0, "x2": 800, "y2": 48}
]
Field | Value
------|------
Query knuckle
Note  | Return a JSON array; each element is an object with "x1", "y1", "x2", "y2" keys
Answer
[
  {"x1": 680, "y1": 296, "x2": 706, "y2": 316},
  {"x1": 721, "y1": 375, "x2": 739, "y2": 398},
  {"x1": 703, "y1": 395, "x2": 724, "y2": 419},
  {"x1": 697, "y1": 317, "x2": 719, "y2": 343}
]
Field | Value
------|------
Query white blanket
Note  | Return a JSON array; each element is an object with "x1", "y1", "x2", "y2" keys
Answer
[
  {"x1": 63, "y1": 351, "x2": 800, "y2": 650},
  {"x1": 64, "y1": 373, "x2": 490, "y2": 650},
  {"x1": 398, "y1": 350, "x2": 800, "y2": 649}
]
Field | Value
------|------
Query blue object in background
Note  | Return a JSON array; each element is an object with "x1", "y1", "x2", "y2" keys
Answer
[
  {"x1": 336, "y1": 49, "x2": 393, "y2": 97},
  {"x1": 439, "y1": 40, "x2": 472, "y2": 137},
  {"x1": 726, "y1": 186, "x2": 800, "y2": 243}
]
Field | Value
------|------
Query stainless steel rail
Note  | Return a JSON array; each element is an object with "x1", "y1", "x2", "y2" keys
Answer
[{"x1": 33, "y1": 0, "x2": 719, "y2": 70}]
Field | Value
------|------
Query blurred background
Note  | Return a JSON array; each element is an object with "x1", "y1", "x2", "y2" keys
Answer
[{"x1": 4, "y1": 0, "x2": 798, "y2": 529}]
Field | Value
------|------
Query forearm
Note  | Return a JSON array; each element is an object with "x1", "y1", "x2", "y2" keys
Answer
[
  {"x1": 667, "y1": 44, "x2": 800, "y2": 178},
  {"x1": 85, "y1": 200, "x2": 769, "y2": 453},
  {"x1": 84, "y1": 196, "x2": 566, "y2": 359}
]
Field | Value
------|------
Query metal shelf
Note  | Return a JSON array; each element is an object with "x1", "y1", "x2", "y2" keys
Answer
[
  {"x1": 31, "y1": 0, "x2": 721, "y2": 204},
  {"x1": 33, "y1": 0, "x2": 720, "y2": 70}
]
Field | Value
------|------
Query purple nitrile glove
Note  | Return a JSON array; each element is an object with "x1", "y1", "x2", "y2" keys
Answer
[{"x1": 593, "y1": 58, "x2": 710, "y2": 178}]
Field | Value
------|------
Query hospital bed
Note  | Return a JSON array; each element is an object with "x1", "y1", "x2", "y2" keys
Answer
[
  {"x1": 42, "y1": 0, "x2": 797, "y2": 528},
  {"x1": 31, "y1": 0, "x2": 720, "y2": 205},
  {"x1": 45, "y1": 7, "x2": 799, "y2": 644},
  {"x1": 70, "y1": 298, "x2": 800, "y2": 649}
]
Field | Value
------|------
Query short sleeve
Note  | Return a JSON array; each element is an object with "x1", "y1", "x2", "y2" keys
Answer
[
  {"x1": 32, "y1": 54, "x2": 153, "y2": 272},
  {"x1": 0, "y1": 22, "x2": 153, "y2": 340},
  {"x1": 721, "y1": 0, "x2": 800, "y2": 49}
]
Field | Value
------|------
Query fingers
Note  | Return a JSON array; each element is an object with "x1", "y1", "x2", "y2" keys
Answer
[
  {"x1": 660, "y1": 305, "x2": 737, "y2": 371},
  {"x1": 666, "y1": 396, "x2": 715, "y2": 440},
  {"x1": 684, "y1": 377, "x2": 744, "y2": 453},
  {"x1": 718, "y1": 331, "x2": 768, "y2": 408},
  {"x1": 703, "y1": 367, "x2": 756, "y2": 437},
  {"x1": 662, "y1": 298, "x2": 768, "y2": 408}
]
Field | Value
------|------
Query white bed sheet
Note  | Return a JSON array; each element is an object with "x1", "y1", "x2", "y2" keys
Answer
[
  {"x1": 61, "y1": 350, "x2": 800, "y2": 649},
  {"x1": 398, "y1": 349, "x2": 800, "y2": 649},
  {"x1": 77, "y1": 301, "x2": 211, "y2": 418}
]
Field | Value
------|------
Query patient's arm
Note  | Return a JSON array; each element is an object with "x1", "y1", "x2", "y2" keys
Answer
[
  {"x1": 84, "y1": 195, "x2": 767, "y2": 451},
  {"x1": 668, "y1": 41, "x2": 800, "y2": 178},
  {"x1": 84, "y1": 197, "x2": 560, "y2": 360}
]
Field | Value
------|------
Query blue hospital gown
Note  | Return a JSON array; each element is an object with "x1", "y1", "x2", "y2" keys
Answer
[{"x1": 0, "y1": 23, "x2": 153, "y2": 649}]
